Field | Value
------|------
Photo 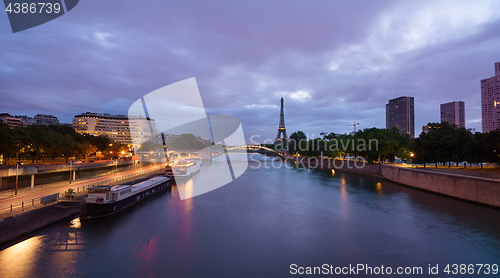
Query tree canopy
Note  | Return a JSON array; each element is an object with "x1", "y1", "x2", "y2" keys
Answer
[{"x1": 0, "y1": 124, "x2": 125, "y2": 165}]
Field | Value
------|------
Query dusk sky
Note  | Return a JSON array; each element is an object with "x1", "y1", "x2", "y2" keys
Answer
[{"x1": 1, "y1": 0, "x2": 499, "y2": 143}]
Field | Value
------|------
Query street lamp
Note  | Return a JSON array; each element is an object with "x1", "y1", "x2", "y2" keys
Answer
[
  {"x1": 69, "y1": 161, "x2": 72, "y2": 184},
  {"x1": 15, "y1": 162, "x2": 20, "y2": 195}
]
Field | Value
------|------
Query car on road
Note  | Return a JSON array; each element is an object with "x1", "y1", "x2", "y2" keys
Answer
[{"x1": 69, "y1": 160, "x2": 83, "y2": 164}]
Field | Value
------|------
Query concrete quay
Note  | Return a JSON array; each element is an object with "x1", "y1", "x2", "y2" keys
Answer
[{"x1": 286, "y1": 156, "x2": 500, "y2": 209}]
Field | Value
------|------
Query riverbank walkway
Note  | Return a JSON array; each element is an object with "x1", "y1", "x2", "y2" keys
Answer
[{"x1": 0, "y1": 163, "x2": 167, "y2": 220}]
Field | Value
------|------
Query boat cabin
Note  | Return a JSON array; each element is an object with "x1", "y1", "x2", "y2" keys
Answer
[{"x1": 86, "y1": 185, "x2": 133, "y2": 203}]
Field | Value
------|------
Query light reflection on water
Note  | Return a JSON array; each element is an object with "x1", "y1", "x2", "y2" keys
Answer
[
  {"x1": 0, "y1": 219, "x2": 85, "y2": 278},
  {"x1": 133, "y1": 237, "x2": 160, "y2": 277},
  {"x1": 0, "y1": 236, "x2": 42, "y2": 278},
  {"x1": 0, "y1": 154, "x2": 499, "y2": 277}
]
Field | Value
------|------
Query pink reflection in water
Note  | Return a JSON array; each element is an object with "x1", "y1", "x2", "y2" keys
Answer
[{"x1": 134, "y1": 237, "x2": 160, "y2": 277}]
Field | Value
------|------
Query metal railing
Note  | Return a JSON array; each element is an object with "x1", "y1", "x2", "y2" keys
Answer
[{"x1": 0, "y1": 165, "x2": 164, "y2": 218}]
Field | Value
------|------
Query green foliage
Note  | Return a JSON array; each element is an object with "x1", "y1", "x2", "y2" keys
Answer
[
  {"x1": 170, "y1": 134, "x2": 206, "y2": 150},
  {"x1": 137, "y1": 141, "x2": 164, "y2": 152},
  {"x1": 287, "y1": 131, "x2": 307, "y2": 154},
  {"x1": 287, "y1": 127, "x2": 410, "y2": 163},
  {"x1": 65, "y1": 188, "x2": 75, "y2": 198},
  {"x1": 412, "y1": 122, "x2": 500, "y2": 166},
  {"x1": 0, "y1": 124, "x2": 124, "y2": 165}
]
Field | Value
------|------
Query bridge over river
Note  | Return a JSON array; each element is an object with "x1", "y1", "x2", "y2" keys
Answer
[{"x1": 143, "y1": 145, "x2": 285, "y2": 161}]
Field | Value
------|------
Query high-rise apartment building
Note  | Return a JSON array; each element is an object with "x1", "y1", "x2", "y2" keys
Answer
[
  {"x1": 386, "y1": 96, "x2": 415, "y2": 138},
  {"x1": 481, "y1": 62, "x2": 500, "y2": 133},
  {"x1": 440, "y1": 101, "x2": 465, "y2": 128}
]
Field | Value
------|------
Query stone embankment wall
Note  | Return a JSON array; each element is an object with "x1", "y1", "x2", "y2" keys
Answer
[
  {"x1": 286, "y1": 157, "x2": 382, "y2": 178},
  {"x1": 381, "y1": 164, "x2": 500, "y2": 208},
  {"x1": 286, "y1": 156, "x2": 500, "y2": 208}
]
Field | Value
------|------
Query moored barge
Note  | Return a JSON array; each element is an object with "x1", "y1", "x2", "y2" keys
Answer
[{"x1": 80, "y1": 175, "x2": 172, "y2": 219}]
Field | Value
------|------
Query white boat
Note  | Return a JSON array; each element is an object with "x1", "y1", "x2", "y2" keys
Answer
[{"x1": 171, "y1": 158, "x2": 201, "y2": 177}]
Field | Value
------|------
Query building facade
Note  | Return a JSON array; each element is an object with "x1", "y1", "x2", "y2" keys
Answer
[
  {"x1": 128, "y1": 116, "x2": 157, "y2": 145},
  {"x1": 386, "y1": 96, "x2": 415, "y2": 138},
  {"x1": 73, "y1": 113, "x2": 158, "y2": 145},
  {"x1": 34, "y1": 114, "x2": 59, "y2": 125},
  {"x1": 13, "y1": 115, "x2": 36, "y2": 126},
  {"x1": 0, "y1": 113, "x2": 21, "y2": 129},
  {"x1": 440, "y1": 101, "x2": 465, "y2": 128},
  {"x1": 73, "y1": 112, "x2": 133, "y2": 144},
  {"x1": 481, "y1": 62, "x2": 500, "y2": 133}
]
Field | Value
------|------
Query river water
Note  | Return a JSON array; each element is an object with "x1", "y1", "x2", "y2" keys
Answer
[{"x1": 0, "y1": 154, "x2": 499, "y2": 277}]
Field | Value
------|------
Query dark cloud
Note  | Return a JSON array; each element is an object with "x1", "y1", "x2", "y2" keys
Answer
[{"x1": 0, "y1": 0, "x2": 498, "y2": 142}]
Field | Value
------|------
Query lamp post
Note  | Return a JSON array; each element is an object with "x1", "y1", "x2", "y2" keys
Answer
[
  {"x1": 69, "y1": 162, "x2": 72, "y2": 184},
  {"x1": 15, "y1": 162, "x2": 19, "y2": 195}
]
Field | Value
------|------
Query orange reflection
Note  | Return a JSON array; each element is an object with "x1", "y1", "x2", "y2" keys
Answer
[
  {"x1": 0, "y1": 236, "x2": 42, "y2": 278},
  {"x1": 69, "y1": 217, "x2": 81, "y2": 228},
  {"x1": 183, "y1": 179, "x2": 194, "y2": 200},
  {"x1": 375, "y1": 182, "x2": 383, "y2": 194},
  {"x1": 340, "y1": 175, "x2": 348, "y2": 219}
]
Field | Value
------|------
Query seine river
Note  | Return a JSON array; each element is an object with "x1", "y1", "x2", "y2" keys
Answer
[{"x1": 0, "y1": 154, "x2": 499, "y2": 277}]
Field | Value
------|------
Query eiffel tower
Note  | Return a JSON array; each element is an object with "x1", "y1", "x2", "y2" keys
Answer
[{"x1": 274, "y1": 97, "x2": 288, "y2": 144}]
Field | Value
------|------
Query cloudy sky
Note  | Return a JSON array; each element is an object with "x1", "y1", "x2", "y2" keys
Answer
[{"x1": 1, "y1": 0, "x2": 499, "y2": 143}]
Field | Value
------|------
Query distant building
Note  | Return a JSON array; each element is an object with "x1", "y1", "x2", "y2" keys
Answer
[
  {"x1": 440, "y1": 101, "x2": 465, "y2": 128},
  {"x1": 14, "y1": 115, "x2": 36, "y2": 126},
  {"x1": 0, "y1": 113, "x2": 21, "y2": 129},
  {"x1": 481, "y1": 62, "x2": 500, "y2": 133},
  {"x1": 128, "y1": 116, "x2": 157, "y2": 145},
  {"x1": 163, "y1": 134, "x2": 181, "y2": 147},
  {"x1": 386, "y1": 96, "x2": 415, "y2": 138},
  {"x1": 73, "y1": 112, "x2": 133, "y2": 144},
  {"x1": 34, "y1": 114, "x2": 59, "y2": 125},
  {"x1": 422, "y1": 125, "x2": 430, "y2": 134}
]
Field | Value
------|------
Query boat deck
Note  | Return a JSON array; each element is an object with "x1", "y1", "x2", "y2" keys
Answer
[{"x1": 131, "y1": 176, "x2": 169, "y2": 192}]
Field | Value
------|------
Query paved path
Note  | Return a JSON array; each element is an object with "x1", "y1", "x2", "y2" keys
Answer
[{"x1": 0, "y1": 163, "x2": 166, "y2": 219}]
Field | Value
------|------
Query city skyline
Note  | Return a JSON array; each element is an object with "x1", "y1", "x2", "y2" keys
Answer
[{"x1": 1, "y1": 1, "x2": 499, "y2": 142}]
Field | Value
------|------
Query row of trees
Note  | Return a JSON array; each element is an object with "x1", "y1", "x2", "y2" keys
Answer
[
  {"x1": 275, "y1": 122, "x2": 500, "y2": 165},
  {"x1": 413, "y1": 123, "x2": 500, "y2": 167},
  {"x1": 136, "y1": 134, "x2": 208, "y2": 153},
  {"x1": 279, "y1": 127, "x2": 411, "y2": 163},
  {"x1": 0, "y1": 122, "x2": 126, "y2": 165}
]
